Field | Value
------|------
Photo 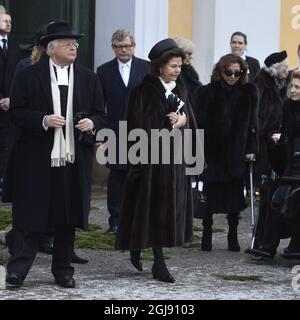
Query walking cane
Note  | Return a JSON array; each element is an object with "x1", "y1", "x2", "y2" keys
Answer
[{"x1": 249, "y1": 161, "x2": 255, "y2": 227}]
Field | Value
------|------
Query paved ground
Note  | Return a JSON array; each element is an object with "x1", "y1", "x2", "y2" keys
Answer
[{"x1": 0, "y1": 186, "x2": 300, "y2": 300}]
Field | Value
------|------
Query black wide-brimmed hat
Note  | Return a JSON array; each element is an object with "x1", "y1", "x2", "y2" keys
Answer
[
  {"x1": 264, "y1": 50, "x2": 288, "y2": 68},
  {"x1": 148, "y1": 38, "x2": 178, "y2": 61},
  {"x1": 39, "y1": 20, "x2": 83, "y2": 47}
]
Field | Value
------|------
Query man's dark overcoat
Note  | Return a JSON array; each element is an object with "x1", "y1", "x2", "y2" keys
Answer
[
  {"x1": 97, "y1": 56, "x2": 149, "y2": 170},
  {"x1": 2, "y1": 54, "x2": 107, "y2": 232},
  {"x1": 0, "y1": 37, "x2": 20, "y2": 126},
  {"x1": 115, "y1": 75, "x2": 197, "y2": 250}
]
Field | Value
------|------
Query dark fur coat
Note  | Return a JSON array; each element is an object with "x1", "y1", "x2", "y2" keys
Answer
[
  {"x1": 193, "y1": 80, "x2": 258, "y2": 183},
  {"x1": 115, "y1": 75, "x2": 197, "y2": 250},
  {"x1": 254, "y1": 70, "x2": 288, "y2": 178}
]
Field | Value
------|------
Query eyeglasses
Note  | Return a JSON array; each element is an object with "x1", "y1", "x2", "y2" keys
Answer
[
  {"x1": 224, "y1": 70, "x2": 243, "y2": 77},
  {"x1": 59, "y1": 42, "x2": 79, "y2": 49},
  {"x1": 113, "y1": 44, "x2": 133, "y2": 50}
]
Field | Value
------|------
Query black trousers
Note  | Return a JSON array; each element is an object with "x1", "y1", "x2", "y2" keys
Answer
[
  {"x1": 6, "y1": 225, "x2": 75, "y2": 280},
  {"x1": 107, "y1": 169, "x2": 127, "y2": 228},
  {"x1": 0, "y1": 125, "x2": 9, "y2": 181}
]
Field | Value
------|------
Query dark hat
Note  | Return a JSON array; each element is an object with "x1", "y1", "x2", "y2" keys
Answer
[
  {"x1": 264, "y1": 50, "x2": 288, "y2": 68},
  {"x1": 148, "y1": 38, "x2": 178, "y2": 61},
  {"x1": 39, "y1": 20, "x2": 83, "y2": 47}
]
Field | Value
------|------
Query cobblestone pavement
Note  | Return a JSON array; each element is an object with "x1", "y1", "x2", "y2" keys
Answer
[{"x1": 0, "y1": 187, "x2": 300, "y2": 300}]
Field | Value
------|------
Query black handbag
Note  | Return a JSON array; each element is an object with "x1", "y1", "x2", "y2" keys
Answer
[{"x1": 193, "y1": 176, "x2": 206, "y2": 219}]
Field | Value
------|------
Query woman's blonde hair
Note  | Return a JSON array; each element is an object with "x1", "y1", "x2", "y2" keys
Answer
[{"x1": 31, "y1": 45, "x2": 45, "y2": 64}]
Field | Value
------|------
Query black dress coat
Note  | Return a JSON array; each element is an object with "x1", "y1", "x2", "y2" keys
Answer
[
  {"x1": 193, "y1": 80, "x2": 258, "y2": 213},
  {"x1": 115, "y1": 75, "x2": 196, "y2": 250},
  {"x1": 245, "y1": 56, "x2": 260, "y2": 81},
  {"x1": 97, "y1": 56, "x2": 149, "y2": 170},
  {"x1": 0, "y1": 37, "x2": 20, "y2": 126},
  {"x1": 2, "y1": 54, "x2": 107, "y2": 232}
]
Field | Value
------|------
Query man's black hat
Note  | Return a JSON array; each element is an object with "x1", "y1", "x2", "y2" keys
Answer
[
  {"x1": 148, "y1": 38, "x2": 178, "y2": 61},
  {"x1": 39, "y1": 20, "x2": 83, "y2": 47},
  {"x1": 264, "y1": 50, "x2": 288, "y2": 68}
]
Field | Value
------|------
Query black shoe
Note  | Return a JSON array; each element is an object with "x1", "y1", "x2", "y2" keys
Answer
[
  {"x1": 151, "y1": 263, "x2": 175, "y2": 283},
  {"x1": 281, "y1": 248, "x2": 300, "y2": 260},
  {"x1": 228, "y1": 233, "x2": 240, "y2": 252},
  {"x1": 106, "y1": 225, "x2": 117, "y2": 235},
  {"x1": 55, "y1": 276, "x2": 76, "y2": 288},
  {"x1": 6, "y1": 272, "x2": 24, "y2": 286},
  {"x1": 248, "y1": 247, "x2": 274, "y2": 259},
  {"x1": 71, "y1": 252, "x2": 89, "y2": 264},
  {"x1": 130, "y1": 250, "x2": 143, "y2": 272},
  {"x1": 201, "y1": 227, "x2": 212, "y2": 251}
]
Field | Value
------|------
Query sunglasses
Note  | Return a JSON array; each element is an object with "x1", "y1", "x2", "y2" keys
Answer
[{"x1": 224, "y1": 70, "x2": 243, "y2": 77}]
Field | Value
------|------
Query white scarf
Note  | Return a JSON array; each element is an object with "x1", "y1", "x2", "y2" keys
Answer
[
  {"x1": 49, "y1": 59, "x2": 75, "y2": 167},
  {"x1": 159, "y1": 77, "x2": 185, "y2": 113},
  {"x1": 159, "y1": 77, "x2": 176, "y2": 99}
]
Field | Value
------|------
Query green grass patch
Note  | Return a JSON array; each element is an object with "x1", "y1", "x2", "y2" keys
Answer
[
  {"x1": 214, "y1": 273, "x2": 262, "y2": 282},
  {"x1": 193, "y1": 226, "x2": 224, "y2": 234},
  {"x1": 193, "y1": 226, "x2": 203, "y2": 232},
  {"x1": 0, "y1": 256, "x2": 8, "y2": 265},
  {"x1": 182, "y1": 235, "x2": 201, "y2": 248},
  {"x1": 75, "y1": 224, "x2": 115, "y2": 250},
  {"x1": 141, "y1": 248, "x2": 173, "y2": 261},
  {"x1": 0, "y1": 210, "x2": 12, "y2": 230}
]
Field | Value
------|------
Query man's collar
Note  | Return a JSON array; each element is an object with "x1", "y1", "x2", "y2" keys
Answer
[
  {"x1": 0, "y1": 35, "x2": 8, "y2": 41},
  {"x1": 117, "y1": 58, "x2": 132, "y2": 68},
  {"x1": 50, "y1": 58, "x2": 70, "y2": 69}
]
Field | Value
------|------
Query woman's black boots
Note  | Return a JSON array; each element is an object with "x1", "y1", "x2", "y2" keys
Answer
[
  {"x1": 130, "y1": 250, "x2": 143, "y2": 271},
  {"x1": 201, "y1": 208, "x2": 213, "y2": 251},
  {"x1": 152, "y1": 247, "x2": 175, "y2": 283},
  {"x1": 227, "y1": 213, "x2": 240, "y2": 252},
  {"x1": 201, "y1": 227, "x2": 212, "y2": 251}
]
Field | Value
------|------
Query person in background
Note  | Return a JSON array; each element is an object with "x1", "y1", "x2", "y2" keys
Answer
[
  {"x1": 0, "y1": 11, "x2": 20, "y2": 196},
  {"x1": 173, "y1": 37, "x2": 202, "y2": 96},
  {"x1": 230, "y1": 31, "x2": 260, "y2": 81},
  {"x1": 194, "y1": 54, "x2": 258, "y2": 252},
  {"x1": 116, "y1": 39, "x2": 197, "y2": 283},
  {"x1": 246, "y1": 51, "x2": 290, "y2": 259},
  {"x1": 97, "y1": 29, "x2": 149, "y2": 235}
]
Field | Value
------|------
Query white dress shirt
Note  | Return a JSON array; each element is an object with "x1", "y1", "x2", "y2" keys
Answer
[{"x1": 118, "y1": 59, "x2": 132, "y2": 87}]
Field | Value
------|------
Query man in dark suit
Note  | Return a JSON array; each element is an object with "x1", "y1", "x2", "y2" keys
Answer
[
  {"x1": 3, "y1": 21, "x2": 107, "y2": 288},
  {"x1": 97, "y1": 29, "x2": 149, "y2": 235},
  {"x1": 230, "y1": 31, "x2": 260, "y2": 81},
  {"x1": 0, "y1": 12, "x2": 20, "y2": 195}
]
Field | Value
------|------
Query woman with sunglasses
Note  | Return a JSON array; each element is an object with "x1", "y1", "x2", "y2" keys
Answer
[{"x1": 193, "y1": 54, "x2": 258, "y2": 252}]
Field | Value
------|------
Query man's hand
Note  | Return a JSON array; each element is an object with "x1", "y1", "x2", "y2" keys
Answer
[
  {"x1": 44, "y1": 115, "x2": 66, "y2": 128},
  {"x1": 0, "y1": 98, "x2": 10, "y2": 111},
  {"x1": 75, "y1": 118, "x2": 94, "y2": 132}
]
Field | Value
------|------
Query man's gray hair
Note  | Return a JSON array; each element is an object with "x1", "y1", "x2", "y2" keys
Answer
[
  {"x1": 46, "y1": 39, "x2": 59, "y2": 56},
  {"x1": 263, "y1": 58, "x2": 288, "y2": 77},
  {"x1": 111, "y1": 28, "x2": 135, "y2": 46}
]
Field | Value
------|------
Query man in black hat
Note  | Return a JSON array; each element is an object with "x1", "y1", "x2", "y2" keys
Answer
[
  {"x1": 4, "y1": 23, "x2": 89, "y2": 265},
  {"x1": 3, "y1": 21, "x2": 107, "y2": 288}
]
